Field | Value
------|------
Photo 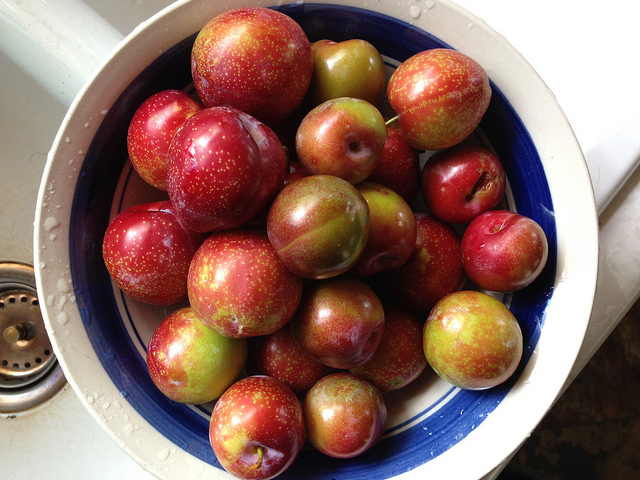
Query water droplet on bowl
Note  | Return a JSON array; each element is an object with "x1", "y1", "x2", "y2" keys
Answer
[
  {"x1": 44, "y1": 216, "x2": 60, "y2": 232},
  {"x1": 157, "y1": 448, "x2": 170, "y2": 461},
  {"x1": 56, "y1": 311, "x2": 69, "y2": 325},
  {"x1": 57, "y1": 278, "x2": 72, "y2": 294},
  {"x1": 124, "y1": 423, "x2": 140, "y2": 436}
]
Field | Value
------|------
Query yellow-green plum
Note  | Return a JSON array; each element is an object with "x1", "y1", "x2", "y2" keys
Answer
[
  {"x1": 307, "y1": 39, "x2": 385, "y2": 107},
  {"x1": 146, "y1": 306, "x2": 247, "y2": 404},
  {"x1": 423, "y1": 290, "x2": 523, "y2": 390}
]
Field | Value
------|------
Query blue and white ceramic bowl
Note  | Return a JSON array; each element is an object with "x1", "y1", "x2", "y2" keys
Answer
[{"x1": 34, "y1": 1, "x2": 598, "y2": 479}]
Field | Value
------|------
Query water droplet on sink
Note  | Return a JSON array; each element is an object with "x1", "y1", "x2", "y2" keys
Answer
[
  {"x1": 410, "y1": 4, "x2": 422, "y2": 18},
  {"x1": 425, "y1": 0, "x2": 436, "y2": 8}
]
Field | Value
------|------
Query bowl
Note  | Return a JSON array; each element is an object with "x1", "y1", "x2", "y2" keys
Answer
[{"x1": 34, "y1": 1, "x2": 599, "y2": 479}]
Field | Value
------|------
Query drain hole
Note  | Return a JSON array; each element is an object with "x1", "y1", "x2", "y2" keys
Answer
[{"x1": 0, "y1": 262, "x2": 66, "y2": 412}]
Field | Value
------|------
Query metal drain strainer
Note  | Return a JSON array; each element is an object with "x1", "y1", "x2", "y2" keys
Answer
[{"x1": 0, "y1": 262, "x2": 66, "y2": 413}]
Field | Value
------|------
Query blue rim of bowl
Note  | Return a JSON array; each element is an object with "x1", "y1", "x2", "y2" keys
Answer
[{"x1": 68, "y1": 4, "x2": 556, "y2": 479}]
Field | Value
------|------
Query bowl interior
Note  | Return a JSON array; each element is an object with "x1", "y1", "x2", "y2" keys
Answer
[{"x1": 36, "y1": 3, "x2": 596, "y2": 480}]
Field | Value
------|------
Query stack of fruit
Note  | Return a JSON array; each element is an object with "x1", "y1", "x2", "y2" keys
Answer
[{"x1": 100, "y1": 7, "x2": 549, "y2": 480}]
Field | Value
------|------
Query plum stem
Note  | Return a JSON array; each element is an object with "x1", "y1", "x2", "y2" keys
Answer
[
  {"x1": 385, "y1": 115, "x2": 399, "y2": 126},
  {"x1": 252, "y1": 446, "x2": 264, "y2": 470}
]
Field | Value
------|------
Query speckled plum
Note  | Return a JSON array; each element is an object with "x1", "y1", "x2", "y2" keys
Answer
[
  {"x1": 127, "y1": 89, "x2": 202, "y2": 191},
  {"x1": 188, "y1": 227, "x2": 303, "y2": 339},
  {"x1": 209, "y1": 375, "x2": 306, "y2": 480},
  {"x1": 251, "y1": 325, "x2": 334, "y2": 395},
  {"x1": 166, "y1": 106, "x2": 287, "y2": 233},
  {"x1": 303, "y1": 372, "x2": 387, "y2": 458},
  {"x1": 387, "y1": 48, "x2": 491, "y2": 150},
  {"x1": 461, "y1": 210, "x2": 549, "y2": 292},
  {"x1": 146, "y1": 306, "x2": 247, "y2": 404},
  {"x1": 266, "y1": 175, "x2": 369, "y2": 280},
  {"x1": 102, "y1": 201, "x2": 204, "y2": 305},
  {"x1": 367, "y1": 124, "x2": 421, "y2": 205},
  {"x1": 191, "y1": 7, "x2": 313, "y2": 126},
  {"x1": 423, "y1": 290, "x2": 523, "y2": 390},
  {"x1": 372, "y1": 212, "x2": 465, "y2": 314},
  {"x1": 350, "y1": 304, "x2": 427, "y2": 392},
  {"x1": 290, "y1": 276, "x2": 385, "y2": 369}
]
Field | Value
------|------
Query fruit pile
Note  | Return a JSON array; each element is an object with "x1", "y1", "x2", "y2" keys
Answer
[{"x1": 101, "y1": 7, "x2": 549, "y2": 480}]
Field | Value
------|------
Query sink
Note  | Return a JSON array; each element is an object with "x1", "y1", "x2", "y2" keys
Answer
[{"x1": 1, "y1": 1, "x2": 639, "y2": 479}]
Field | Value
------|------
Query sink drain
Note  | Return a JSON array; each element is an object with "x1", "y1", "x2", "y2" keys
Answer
[{"x1": 0, "y1": 262, "x2": 66, "y2": 413}]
